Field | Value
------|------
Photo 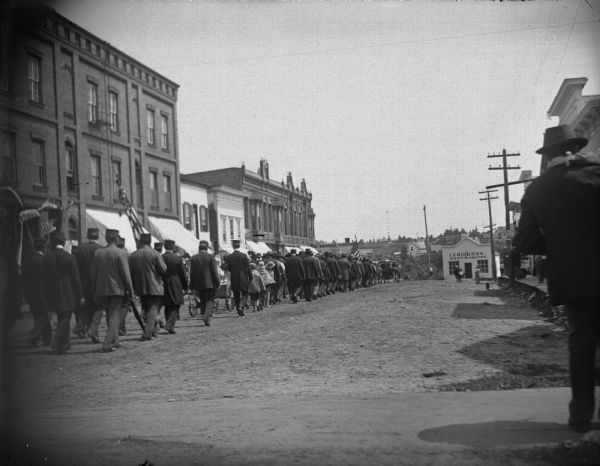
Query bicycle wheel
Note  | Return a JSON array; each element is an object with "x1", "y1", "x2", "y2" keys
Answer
[{"x1": 188, "y1": 297, "x2": 198, "y2": 317}]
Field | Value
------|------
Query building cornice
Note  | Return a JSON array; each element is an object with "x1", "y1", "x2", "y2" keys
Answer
[{"x1": 547, "y1": 77, "x2": 588, "y2": 117}]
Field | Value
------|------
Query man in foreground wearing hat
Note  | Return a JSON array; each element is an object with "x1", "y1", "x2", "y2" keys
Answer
[
  {"x1": 514, "y1": 124, "x2": 600, "y2": 433},
  {"x1": 42, "y1": 231, "x2": 83, "y2": 354},
  {"x1": 90, "y1": 229, "x2": 134, "y2": 352},
  {"x1": 129, "y1": 232, "x2": 167, "y2": 341},
  {"x1": 73, "y1": 227, "x2": 103, "y2": 341},
  {"x1": 154, "y1": 242, "x2": 164, "y2": 254},
  {"x1": 162, "y1": 239, "x2": 188, "y2": 333},
  {"x1": 224, "y1": 239, "x2": 250, "y2": 316},
  {"x1": 21, "y1": 238, "x2": 51, "y2": 347},
  {"x1": 190, "y1": 240, "x2": 220, "y2": 325}
]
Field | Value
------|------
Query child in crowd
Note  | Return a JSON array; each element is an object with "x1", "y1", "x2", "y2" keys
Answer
[{"x1": 248, "y1": 263, "x2": 265, "y2": 312}]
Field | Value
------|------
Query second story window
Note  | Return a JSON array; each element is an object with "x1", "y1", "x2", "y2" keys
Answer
[
  {"x1": 160, "y1": 114, "x2": 168, "y2": 149},
  {"x1": 33, "y1": 140, "x2": 46, "y2": 186},
  {"x1": 88, "y1": 82, "x2": 98, "y2": 123},
  {"x1": 183, "y1": 202, "x2": 191, "y2": 230},
  {"x1": 109, "y1": 92, "x2": 118, "y2": 131},
  {"x1": 112, "y1": 160, "x2": 122, "y2": 202},
  {"x1": 163, "y1": 173, "x2": 171, "y2": 210},
  {"x1": 28, "y1": 55, "x2": 41, "y2": 103},
  {"x1": 91, "y1": 154, "x2": 102, "y2": 197},
  {"x1": 147, "y1": 109, "x2": 155, "y2": 145},
  {"x1": 65, "y1": 141, "x2": 77, "y2": 193},
  {"x1": 150, "y1": 170, "x2": 158, "y2": 208},
  {"x1": 135, "y1": 159, "x2": 143, "y2": 208},
  {"x1": 1, "y1": 131, "x2": 17, "y2": 183}
]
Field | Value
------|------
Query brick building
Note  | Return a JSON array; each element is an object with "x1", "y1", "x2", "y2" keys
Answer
[
  {"x1": 0, "y1": 5, "x2": 181, "y2": 257},
  {"x1": 183, "y1": 160, "x2": 316, "y2": 254}
]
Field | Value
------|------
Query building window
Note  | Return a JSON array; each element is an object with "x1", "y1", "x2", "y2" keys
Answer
[
  {"x1": 112, "y1": 160, "x2": 122, "y2": 202},
  {"x1": 88, "y1": 82, "x2": 98, "y2": 123},
  {"x1": 192, "y1": 204, "x2": 199, "y2": 238},
  {"x1": 163, "y1": 174, "x2": 171, "y2": 210},
  {"x1": 33, "y1": 140, "x2": 46, "y2": 186},
  {"x1": 65, "y1": 141, "x2": 77, "y2": 193},
  {"x1": 229, "y1": 218, "x2": 234, "y2": 240},
  {"x1": 109, "y1": 91, "x2": 118, "y2": 131},
  {"x1": 200, "y1": 205, "x2": 208, "y2": 232},
  {"x1": 160, "y1": 114, "x2": 168, "y2": 149},
  {"x1": 90, "y1": 154, "x2": 102, "y2": 197},
  {"x1": 448, "y1": 260, "x2": 459, "y2": 274},
  {"x1": 183, "y1": 202, "x2": 192, "y2": 230},
  {"x1": 67, "y1": 217, "x2": 78, "y2": 242},
  {"x1": 477, "y1": 259, "x2": 489, "y2": 274},
  {"x1": 222, "y1": 216, "x2": 227, "y2": 243},
  {"x1": 150, "y1": 170, "x2": 158, "y2": 208},
  {"x1": 135, "y1": 158, "x2": 143, "y2": 207},
  {"x1": 28, "y1": 55, "x2": 41, "y2": 103},
  {"x1": 147, "y1": 109, "x2": 155, "y2": 145},
  {"x1": 1, "y1": 131, "x2": 17, "y2": 182}
]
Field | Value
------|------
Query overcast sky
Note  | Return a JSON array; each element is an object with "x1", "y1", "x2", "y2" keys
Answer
[{"x1": 50, "y1": 0, "x2": 600, "y2": 242}]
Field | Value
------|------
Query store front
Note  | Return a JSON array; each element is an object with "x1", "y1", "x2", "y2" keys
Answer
[{"x1": 442, "y1": 237, "x2": 498, "y2": 280}]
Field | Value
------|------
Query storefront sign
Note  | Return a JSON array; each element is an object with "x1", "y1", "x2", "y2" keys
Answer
[{"x1": 449, "y1": 251, "x2": 487, "y2": 259}]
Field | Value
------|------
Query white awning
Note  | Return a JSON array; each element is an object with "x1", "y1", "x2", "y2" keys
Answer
[
  {"x1": 246, "y1": 240, "x2": 271, "y2": 254},
  {"x1": 304, "y1": 246, "x2": 319, "y2": 255},
  {"x1": 86, "y1": 208, "x2": 156, "y2": 253},
  {"x1": 147, "y1": 216, "x2": 205, "y2": 255}
]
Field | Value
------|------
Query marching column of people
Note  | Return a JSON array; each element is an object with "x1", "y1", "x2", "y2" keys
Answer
[{"x1": 17, "y1": 229, "x2": 386, "y2": 354}]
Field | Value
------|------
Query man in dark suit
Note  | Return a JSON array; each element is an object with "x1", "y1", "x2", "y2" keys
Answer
[
  {"x1": 22, "y1": 238, "x2": 51, "y2": 347},
  {"x1": 42, "y1": 231, "x2": 83, "y2": 354},
  {"x1": 162, "y1": 239, "x2": 188, "y2": 333},
  {"x1": 129, "y1": 233, "x2": 167, "y2": 341},
  {"x1": 285, "y1": 249, "x2": 305, "y2": 303},
  {"x1": 190, "y1": 240, "x2": 220, "y2": 326},
  {"x1": 337, "y1": 255, "x2": 352, "y2": 292},
  {"x1": 325, "y1": 252, "x2": 340, "y2": 295},
  {"x1": 514, "y1": 125, "x2": 600, "y2": 434},
  {"x1": 224, "y1": 239, "x2": 250, "y2": 316},
  {"x1": 301, "y1": 248, "x2": 321, "y2": 302},
  {"x1": 73, "y1": 228, "x2": 103, "y2": 342},
  {"x1": 90, "y1": 228, "x2": 134, "y2": 352}
]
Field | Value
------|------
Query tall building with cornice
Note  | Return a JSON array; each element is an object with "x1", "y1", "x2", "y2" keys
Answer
[
  {"x1": 0, "y1": 4, "x2": 182, "y2": 256},
  {"x1": 183, "y1": 159, "x2": 316, "y2": 254}
]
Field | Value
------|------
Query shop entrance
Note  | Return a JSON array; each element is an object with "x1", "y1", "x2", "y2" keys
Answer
[{"x1": 464, "y1": 262, "x2": 473, "y2": 279}]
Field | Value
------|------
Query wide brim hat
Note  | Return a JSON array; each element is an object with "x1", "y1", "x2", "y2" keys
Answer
[{"x1": 536, "y1": 125, "x2": 588, "y2": 155}]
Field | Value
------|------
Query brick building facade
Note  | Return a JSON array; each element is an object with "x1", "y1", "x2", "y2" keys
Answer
[
  {"x1": 0, "y1": 4, "x2": 181, "y2": 258},
  {"x1": 183, "y1": 160, "x2": 315, "y2": 254}
]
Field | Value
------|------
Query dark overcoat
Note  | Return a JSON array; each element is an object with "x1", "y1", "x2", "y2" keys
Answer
[
  {"x1": 163, "y1": 251, "x2": 189, "y2": 305},
  {"x1": 129, "y1": 245, "x2": 166, "y2": 297},
  {"x1": 225, "y1": 250, "x2": 251, "y2": 292},
  {"x1": 302, "y1": 255, "x2": 322, "y2": 280},
  {"x1": 285, "y1": 254, "x2": 305, "y2": 281},
  {"x1": 73, "y1": 241, "x2": 102, "y2": 301},
  {"x1": 189, "y1": 251, "x2": 220, "y2": 291},
  {"x1": 21, "y1": 251, "x2": 47, "y2": 313},
  {"x1": 43, "y1": 247, "x2": 82, "y2": 312},
  {"x1": 513, "y1": 155, "x2": 600, "y2": 305},
  {"x1": 337, "y1": 258, "x2": 351, "y2": 281}
]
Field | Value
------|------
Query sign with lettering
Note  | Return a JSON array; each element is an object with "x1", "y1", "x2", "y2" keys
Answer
[{"x1": 449, "y1": 251, "x2": 487, "y2": 259}]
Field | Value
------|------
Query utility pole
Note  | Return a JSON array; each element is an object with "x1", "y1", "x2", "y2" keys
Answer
[
  {"x1": 386, "y1": 210, "x2": 390, "y2": 241},
  {"x1": 479, "y1": 189, "x2": 498, "y2": 280},
  {"x1": 487, "y1": 149, "x2": 520, "y2": 283},
  {"x1": 423, "y1": 205, "x2": 431, "y2": 267}
]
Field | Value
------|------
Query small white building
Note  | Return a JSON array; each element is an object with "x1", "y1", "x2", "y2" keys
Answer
[
  {"x1": 442, "y1": 237, "x2": 498, "y2": 280},
  {"x1": 175, "y1": 175, "x2": 212, "y2": 253},
  {"x1": 207, "y1": 185, "x2": 246, "y2": 253}
]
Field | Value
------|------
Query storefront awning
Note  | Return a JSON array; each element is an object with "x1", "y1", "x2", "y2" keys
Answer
[
  {"x1": 246, "y1": 240, "x2": 271, "y2": 255},
  {"x1": 147, "y1": 216, "x2": 206, "y2": 255},
  {"x1": 86, "y1": 208, "x2": 156, "y2": 253}
]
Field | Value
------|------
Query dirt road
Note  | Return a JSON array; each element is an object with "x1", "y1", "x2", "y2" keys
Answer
[{"x1": 4, "y1": 280, "x2": 575, "y2": 465}]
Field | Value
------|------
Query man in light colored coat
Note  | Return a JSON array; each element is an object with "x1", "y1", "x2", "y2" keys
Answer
[
  {"x1": 129, "y1": 233, "x2": 167, "y2": 340},
  {"x1": 90, "y1": 228, "x2": 134, "y2": 352}
]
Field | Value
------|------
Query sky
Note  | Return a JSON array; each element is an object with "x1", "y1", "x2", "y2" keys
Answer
[{"x1": 49, "y1": 0, "x2": 600, "y2": 242}]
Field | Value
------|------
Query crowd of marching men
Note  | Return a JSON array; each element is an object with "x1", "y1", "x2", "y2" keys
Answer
[{"x1": 16, "y1": 226, "x2": 388, "y2": 354}]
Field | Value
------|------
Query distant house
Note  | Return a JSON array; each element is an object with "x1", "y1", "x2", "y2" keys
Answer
[{"x1": 403, "y1": 240, "x2": 427, "y2": 257}]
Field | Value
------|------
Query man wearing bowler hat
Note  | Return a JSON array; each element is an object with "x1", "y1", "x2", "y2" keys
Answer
[
  {"x1": 73, "y1": 227, "x2": 103, "y2": 341},
  {"x1": 90, "y1": 228, "x2": 134, "y2": 352},
  {"x1": 22, "y1": 237, "x2": 52, "y2": 347},
  {"x1": 190, "y1": 240, "x2": 220, "y2": 325},
  {"x1": 224, "y1": 239, "x2": 250, "y2": 316},
  {"x1": 129, "y1": 232, "x2": 167, "y2": 340},
  {"x1": 42, "y1": 231, "x2": 83, "y2": 354},
  {"x1": 514, "y1": 124, "x2": 600, "y2": 433},
  {"x1": 162, "y1": 239, "x2": 188, "y2": 333}
]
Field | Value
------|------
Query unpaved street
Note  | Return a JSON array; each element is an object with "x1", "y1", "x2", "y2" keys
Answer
[{"x1": 5, "y1": 280, "x2": 571, "y2": 465}]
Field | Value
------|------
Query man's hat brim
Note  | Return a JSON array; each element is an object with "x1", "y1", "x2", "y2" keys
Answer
[{"x1": 536, "y1": 137, "x2": 588, "y2": 155}]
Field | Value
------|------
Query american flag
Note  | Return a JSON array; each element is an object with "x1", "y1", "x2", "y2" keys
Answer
[{"x1": 348, "y1": 243, "x2": 360, "y2": 258}]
